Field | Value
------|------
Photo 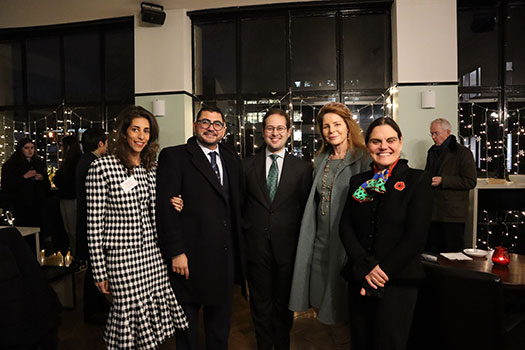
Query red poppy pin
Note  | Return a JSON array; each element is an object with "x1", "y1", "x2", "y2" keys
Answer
[{"x1": 394, "y1": 181, "x2": 405, "y2": 191}]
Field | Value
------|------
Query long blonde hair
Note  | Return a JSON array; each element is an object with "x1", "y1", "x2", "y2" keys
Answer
[{"x1": 315, "y1": 102, "x2": 366, "y2": 156}]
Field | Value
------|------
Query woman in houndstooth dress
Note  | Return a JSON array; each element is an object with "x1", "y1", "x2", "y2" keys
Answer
[{"x1": 86, "y1": 106, "x2": 188, "y2": 350}]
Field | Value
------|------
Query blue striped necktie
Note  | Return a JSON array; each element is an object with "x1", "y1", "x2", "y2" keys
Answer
[{"x1": 209, "y1": 151, "x2": 221, "y2": 184}]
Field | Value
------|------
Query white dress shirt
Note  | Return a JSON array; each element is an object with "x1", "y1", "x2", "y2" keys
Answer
[{"x1": 197, "y1": 140, "x2": 224, "y2": 185}]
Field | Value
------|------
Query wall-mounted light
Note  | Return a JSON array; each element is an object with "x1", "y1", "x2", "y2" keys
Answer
[
  {"x1": 153, "y1": 99, "x2": 166, "y2": 117},
  {"x1": 421, "y1": 90, "x2": 436, "y2": 109}
]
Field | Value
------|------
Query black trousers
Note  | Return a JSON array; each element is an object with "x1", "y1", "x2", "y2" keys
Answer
[
  {"x1": 247, "y1": 238, "x2": 294, "y2": 350},
  {"x1": 349, "y1": 284, "x2": 418, "y2": 350},
  {"x1": 175, "y1": 300, "x2": 233, "y2": 350},
  {"x1": 426, "y1": 221, "x2": 465, "y2": 253}
]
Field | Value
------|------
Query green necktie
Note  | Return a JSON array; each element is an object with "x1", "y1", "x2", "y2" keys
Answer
[{"x1": 267, "y1": 154, "x2": 279, "y2": 201}]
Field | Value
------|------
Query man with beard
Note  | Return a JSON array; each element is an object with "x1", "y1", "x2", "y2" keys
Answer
[
  {"x1": 425, "y1": 118, "x2": 477, "y2": 253},
  {"x1": 242, "y1": 108, "x2": 311, "y2": 349},
  {"x1": 156, "y1": 105, "x2": 246, "y2": 350}
]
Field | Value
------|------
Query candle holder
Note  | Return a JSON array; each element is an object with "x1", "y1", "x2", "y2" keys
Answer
[{"x1": 491, "y1": 246, "x2": 510, "y2": 266}]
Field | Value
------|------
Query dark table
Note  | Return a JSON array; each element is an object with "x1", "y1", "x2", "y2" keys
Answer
[{"x1": 437, "y1": 253, "x2": 525, "y2": 290}]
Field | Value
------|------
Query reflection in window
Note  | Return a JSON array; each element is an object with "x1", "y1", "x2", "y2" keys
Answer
[
  {"x1": 0, "y1": 41, "x2": 23, "y2": 106},
  {"x1": 26, "y1": 37, "x2": 61, "y2": 105},
  {"x1": 241, "y1": 17, "x2": 286, "y2": 94},
  {"x1": 506, "y1": 5, "x2": 525, "y2": 85},
  {"x1": 64, "y1": 32, "x2": 101, "y2": 102},
  {"x1": 291, "y1": 15, "x2": 336, "y2": 91},
  {"x1": 342, "y1": 13, "x2": 390, "y2": 89},
  {"x1": 194, "y1": 22, "x2": 236, "y2": 96},
  {"x1": 105, "y1": 28, "x2": 134, "y2": 101},
  {"x1": 462, "y1": 67, "x2": 481, "y2": 87},
  {"x1": 457, "y1": 8, "x2": 498, "y2": 87}
]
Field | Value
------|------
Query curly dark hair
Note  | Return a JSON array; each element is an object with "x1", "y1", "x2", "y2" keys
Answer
[{"x1": 109, "y1": 105, "x2": 159, "y2": 172}]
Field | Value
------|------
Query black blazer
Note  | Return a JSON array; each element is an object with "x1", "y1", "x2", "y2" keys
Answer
[
  {"x1": 242, "y1": 151, "x2": 311, "y2": 265},
  {"x1": 156, "y1": 137, "x2": 246, "y2": 305},
  {"x1": 75, "y1": 152, "x2": 98, "y2": 261},
  {"x1": 339, "y1": 160, "x2": 432, "y2": 285}
]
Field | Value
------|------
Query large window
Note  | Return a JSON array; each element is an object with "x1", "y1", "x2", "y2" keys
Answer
[
  {"x1": 0, "y1": 17, "x2": 134, "y2": 168},
  {"x1": 190, "y1": 2, "x2": 392, "y2": 159},
  {"x1": 458, "y1": 0, "x2": 525, "y2": 253},
  {"x1": 458, "y1": 0, "x2": 525, "y2": 177}
]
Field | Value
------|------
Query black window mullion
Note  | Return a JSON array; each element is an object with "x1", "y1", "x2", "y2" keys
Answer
[
  {"x1": 21, "y1": 38, "x2": 28, "y2": 121},
  {"x1": 59, "y1": 35, "x2": 65, "y2": 104},
  {"x1": 100, "y1": 30, "x2": 106, "y2": 125},
  {"x1": 336, "y1": 11, "x2": 343, "y2": 103}
]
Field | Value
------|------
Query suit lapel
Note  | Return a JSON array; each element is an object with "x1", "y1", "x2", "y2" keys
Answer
[
  {"x1": 187, "y1": 138, "x2": 225, "y2": 199},
  {"x1": 255, "y1": 151, "x2": 271, "y2": 207}
]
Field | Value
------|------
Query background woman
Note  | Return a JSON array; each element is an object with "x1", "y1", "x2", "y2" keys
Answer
[
  {"x1": 339, "y1": 117, "x2": 432, "y2": 350},
  {"x1": 1, "y1": 138, "x2": 50, "y2": 227},
  {"x1": 86, "y1": 105, "x2": 188, "y2": 349},
  {"x1": 289, "y1": 102, "x2": 369, "y2": 348},
  {"x1": 54, "y1": 135, "x2": 82, "y2": 256}
]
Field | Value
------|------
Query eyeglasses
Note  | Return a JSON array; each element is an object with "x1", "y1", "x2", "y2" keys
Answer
[
  {"x1": 264, "y1": 126, "x2": 288, "y2": 133},
  {"x1": 197, "y1": 119, "x2": 225, "y2": 131}
]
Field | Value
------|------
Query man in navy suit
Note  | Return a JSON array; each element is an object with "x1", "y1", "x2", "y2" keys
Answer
[
  {"x1": 156, "y1": 106, "x2": 246, "y2": 350},
  {"x1": 242, "y1": 108, "x2": 311, "y2": 349}
]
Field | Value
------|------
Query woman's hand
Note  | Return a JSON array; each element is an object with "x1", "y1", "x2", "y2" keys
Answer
[
  {"x1": 360, "y1": 264, "x2": 389, "y2": 296},
  {"x1": 96, "y1": 280, "x2": 110, "y2": 295},
  {"x1": 23, "y1": 170, "x2": 36, "y2": 179},
  {"x1": 170, "y1": 195, "x2": 184, "y2": 212}
]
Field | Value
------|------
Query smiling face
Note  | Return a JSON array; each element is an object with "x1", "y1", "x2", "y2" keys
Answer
[
  {"x1": 367, "y1": 124, "x2": 402, "y2": 170},
  {"x1": 263, "y1": 113, "x2": 291, "y2": 153},
  {"x1": 321, "y1": 113, "x2": 349, "y2": 149},
  {"x1": 430, "y1": 122, "x2": 450, "y2": 146},
  {"x1": 21, "y1": 143, "x2": 35, "y2": 160},
  {"x1": 126, "y1": 117, "x2": 150, "y2": 157},
  {"x1": 193, "y1": 111, "x2": 226, "y2": 150}
]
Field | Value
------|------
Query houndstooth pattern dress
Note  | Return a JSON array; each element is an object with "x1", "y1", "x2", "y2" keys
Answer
[{"x1": 86, "y1": 155, "x2": 188, "y2": 350}]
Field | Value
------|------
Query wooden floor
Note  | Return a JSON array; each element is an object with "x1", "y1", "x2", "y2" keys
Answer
[{"x1": 57, "y1": 270, "x2": 335, "y2": 350}]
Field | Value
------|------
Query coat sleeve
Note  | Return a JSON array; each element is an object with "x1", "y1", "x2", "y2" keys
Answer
[
  {"x1": 86, "y1": 160, "x2": 108, "y2": 283},
  {"x1": 441, "y1": 147, "x2": 477, "y2": 190},
  {"x1": 339, "y1": 175, "x2": 380, "y2": 281},
  {"x1": 379, "y1": 171, "x2": 432, "y2": 278},
  {"x1": 1, "y1": 161, "x2": 24, "y2": 192},
  {"x1": 155, "y1": 148, "x2": 186, "y2": 260}
]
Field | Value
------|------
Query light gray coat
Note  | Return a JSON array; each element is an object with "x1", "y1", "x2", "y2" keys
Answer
[{"x1": 289, "y1": 148, "x2": 369, "y2": 324}]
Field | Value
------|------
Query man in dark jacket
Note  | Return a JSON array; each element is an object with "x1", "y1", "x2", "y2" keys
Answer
[
  {"x1": 156, "y1": 105, "x2": 246, "y2": 350},
  {"x1": 425, "y1": 118, "x2": 477, "y2": 253},
  {"x1": 75, "y1": 128, "x2": 108, "y2": 323},
  {"x1": 242, "y1": 108, "x2": 311, "y2": 350},
  {"x1": 0, "y1": 227, "x2": 61, "y2": 350}
]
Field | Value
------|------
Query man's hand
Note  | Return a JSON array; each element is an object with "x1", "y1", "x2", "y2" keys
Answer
[
  {"x1": 170, "y1": 195, "x2": 184, "y2": 212},
  {"x1": 431, "y1": 176, "x2": 442, "y2": 187},
  {"x1": 34, "y1": 173, "x2": 43, "y2": 181},
  {"x1": 172, "y1": 253, "x2": 189, "y2": 279},
  {"x1": 96, "y1": 280, "x2": 110, "y2": 295}
]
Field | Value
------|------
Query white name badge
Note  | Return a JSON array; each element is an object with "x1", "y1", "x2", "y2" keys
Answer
[{"x1": 120, "y1": 176, "x2": 138, "y2": 193}]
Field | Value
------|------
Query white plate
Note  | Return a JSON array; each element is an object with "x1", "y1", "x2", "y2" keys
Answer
[{"x1": 463, "y1": 248, "x2": 488, "y2": 258}]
